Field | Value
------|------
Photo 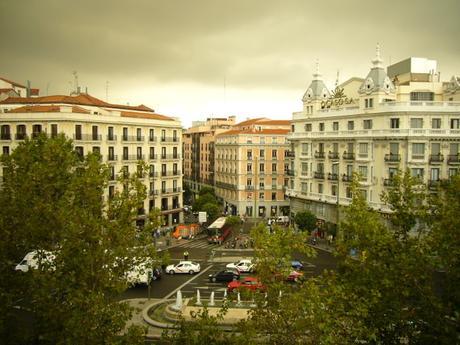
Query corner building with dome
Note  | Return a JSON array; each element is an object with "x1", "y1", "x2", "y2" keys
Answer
[{"x1": 286, "y1": 48, "x2": 460, "y2": 228}]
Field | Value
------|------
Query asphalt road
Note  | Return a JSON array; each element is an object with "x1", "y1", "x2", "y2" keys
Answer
[{"x1": 120, "y1": 236, "x2": 338, "y2": 301}]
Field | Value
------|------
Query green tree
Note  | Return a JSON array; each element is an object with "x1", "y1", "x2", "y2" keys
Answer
[
  {"x1": 0, "y1": 134, "x2": 153, "y2": 344},
  {"x1": 193, "y1": 193, "x2": 217, "y2": 212},
  {"x1": 294, "y1": 210, "x2": 317, "y2": 232},
  {"x1": 202, "y1": 202, "x2": 221, "y2": 223},
  {"x1": 199, "y1": 186, "x2": 215, "y2": 197},
  {"x1": 225, "y1": 215, "x2": 241, "y2": 230}
]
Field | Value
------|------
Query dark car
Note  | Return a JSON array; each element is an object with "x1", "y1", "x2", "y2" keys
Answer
[{"x1": 208, "y1": 269, "x2": 240, "y2": 283}]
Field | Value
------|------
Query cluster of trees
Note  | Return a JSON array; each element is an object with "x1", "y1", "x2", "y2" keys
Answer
[
  {"x1": 294, "y1": 210, "x2": 317, "y2": 232},
  {"x1": 0, "y1": 135, "x2": 163, "y2": 344},
  {"x1": 163, "y1": 170, "x2": 460, "y2": 344},
  {"x1": 192, "y1": 186, "x2": 222, "y2": 223}
]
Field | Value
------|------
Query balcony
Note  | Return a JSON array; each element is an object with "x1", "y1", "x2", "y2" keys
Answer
[
  {"x1": 314, "y1": 171, "x2": 325, "y2": 179},
  {"x1": 15, "y1": 133, "x2": 27, "y2": 140},
  {"x1": 122, "y1": 155, "x2": 144, "y2": 161},
  {"x1": 384, "y1": 153, "x2": 401, "y2": 162},
  {"x1": 429, "y1": 154, "x2": 444, "y2": 164},
  {"x1": 314, "y1": 151, "x2": 325, "y2": 159},
  {"x1": 447, "y1": 154, "x2": 460, "y2": 164},
  {"x1": 121, "y1": 135, "x2": 143, "y2": 142},
  {"x1": 161, "y1": 170, "x2": 182, "y2": 177},
  {"x1": 245, "y1": 185, "x2": 254, "y2": 190},
  {"x1": 342, "y1": 174, "x2": 353, "y2": 182},
  {"x1": 286, "y1": 169, "x2": 295, "y2": 176},
  {"x1": 107, "y1": 155, "x2": 118, "y2": 162},
  {"x1": 285, "y1": 151, "x2": 295, "y2": 158},
  {"x1": 162, "y1": 187, "x2": 182, "y2": 194},
  {"x1": 149, "y1": 171, "x2": 159, "y2": 178},
  {"x1": 160, "y1": 154, "x2": 181, "y2": 160},
  {"x1": 149, "y1": 190, "x2": 160, "y2": 197},
  {"x1": 149, "y1": 136, "x2": 157, "y2": 142},
  {"x1": 0, "y1": 133, "x2": 11, "y2": 140},
  {"x1": 149, "y1": 154, "x2": 158, "y2": 160},
  {"x1": 73, "y1": 134, "x2": 102, "y2": 141},
  {"x1": 109, "y1": 174, "x2": 118, "y2": 181},
  {"x1": 215, "y1": 181, "x2": 237, "y2": 190},
  {"x1": 328, "y1": 152, "x2": 340, "y2": 160},
  {"x1": 160, "y1": 137, "x2": 179, "y2": 143},
  {"x1": 342, "y1": 152, "x2": 355, "y2": 160},
  {"x1": 327, "y1": 173, "x2": 338, "y2": 181},
  {"x1": 106, "y1": 135, "x2": 117, "y2": 141}
]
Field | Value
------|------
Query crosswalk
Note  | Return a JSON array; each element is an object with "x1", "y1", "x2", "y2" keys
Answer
[{"x1": 174, "y1": 238, "x2": 220, "y2": 249}]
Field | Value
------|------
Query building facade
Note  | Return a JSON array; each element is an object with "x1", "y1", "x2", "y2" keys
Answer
[
  {"x1": 215, "y1": 118, "x2": 291, "y2": 218},
  {"x1": 287, "y1": 50, "x2": 460, "y2": 226},
  {"x1": 183, "y1": 117, "x2": 235, "y2": 200},
  {"x1": 0, "y1": 92, "x2": 184, "y2": 227}
]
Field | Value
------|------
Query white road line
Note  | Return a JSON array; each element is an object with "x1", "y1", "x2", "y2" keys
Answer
[{"x1": 163, "y1": 264, "x2": 214, "y2": 300}]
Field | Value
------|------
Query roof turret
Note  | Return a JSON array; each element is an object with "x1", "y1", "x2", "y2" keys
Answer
[
  {"x1": 359, "y1": 44, "x2": 395, "y2": 95},
  {"x1": 302, "y1": 61, "x2": 330, "y2": 102}
]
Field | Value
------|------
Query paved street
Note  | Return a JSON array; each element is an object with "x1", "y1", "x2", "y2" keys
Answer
[{"x1": 120, "y1": 234, "x2": 338, "y2": 301}]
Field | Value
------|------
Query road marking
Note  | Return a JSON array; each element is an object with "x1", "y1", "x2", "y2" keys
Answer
[{"x1": 163, "y1": 264, "x2": 214, "y2": 300}]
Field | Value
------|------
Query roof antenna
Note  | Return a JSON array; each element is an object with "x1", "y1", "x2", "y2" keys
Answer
[
  {"x1": 72, "y1": 71, "x2": 79, "y2": 92},
  {"x1": 335, "y1": 70, "x2": 340, "y2": 88}
]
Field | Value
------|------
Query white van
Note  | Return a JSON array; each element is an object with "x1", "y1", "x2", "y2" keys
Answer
[
  {"x1": 15, "y1": 250, "x2": 55, "y2": 272},
  {"x1": 276, "y1": 216, "x2": 289, "y2": 224}
]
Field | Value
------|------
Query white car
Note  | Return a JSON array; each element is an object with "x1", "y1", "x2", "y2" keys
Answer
[
  {"x1": 125, "y1": 259, "x2": 162, "y2": 285},
  {"x1": 15, "y1": 250, "x2": 56, "y2": 272},
  {"x1": 226, "y1": 259, "x2": 254, "y2": 273},
  {"x1": 166, "y1": 261, "x2": 201, "y2": 275}
]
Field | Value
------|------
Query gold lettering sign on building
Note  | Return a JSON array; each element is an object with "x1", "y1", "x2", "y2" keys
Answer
[{"x1": 321, "y1": 86, "x2": 356, "y2": 109}]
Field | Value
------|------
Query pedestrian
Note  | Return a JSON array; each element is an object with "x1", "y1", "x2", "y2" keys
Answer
[{"x1": 183, "y1": 251, "x2": 189, "y2": 260}]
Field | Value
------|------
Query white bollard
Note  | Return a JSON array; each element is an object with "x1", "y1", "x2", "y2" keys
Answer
[
  {"x1": 196, "y1": 289, "x2": 202, "y2": 306},
  {"x1": 209, "y1": 291, "x2": 215, "y2": 306}
]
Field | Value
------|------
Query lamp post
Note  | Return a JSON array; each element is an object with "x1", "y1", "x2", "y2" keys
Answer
[{"x1": 332, "y1": 162, "x2": 340, "y2": 239}]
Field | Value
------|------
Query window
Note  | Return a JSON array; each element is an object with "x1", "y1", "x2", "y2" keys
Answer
[
  {"x1": 92, "y1": 125, "x2": 99, "y2": 140},
  {"x1": 305, "y1": 123, "x2": 312, "y2": 132},
  {"x1": 359, "y1": 143, "x2": 368, "y2": 157},
  {"x1": 332, "y1": 142, "x2": 339, "y2": 153},
  {"x1": 123, "y1": 127, "x2": 128, "y2": 141},
  {"x1": 390, "y1": 143, "x2": 399, "y2": 155},
  {"x1": 108, "y1": 186, "x2": 115, "y2": 199},
  {"x1": 363, "y1": 119, "x2": 373, "y2": 129},
  {"x1": 358, "y1": 166, "x2": 368, "y2": 181},
  {"x1": 272, "y1": 163, "x2": 277, "y2": 172},
  {"x1": 301, "y1": 143, "x2": 309, "y2": 155},
  {"x1": 332, "y1": 122, "x2": 339, "y2": 131},
  {"x1": 161, "y1": 129, "x2": 166, "y2": 141},
  {"x1": 260, "y1": 149, "x2": 265, "y2": 158},
  {"x1": 291, "y1": 125, "x2": 295, "y2": 132},
  {"x1": 271, "y1": 192, "x2": 276, "y2": 201},
  {"x1": 390, "y1": 118, "x2": 400, "y2": 129},
  {"x1": 301, "y1": 162, "x2": 308, "y2": 175},
  {"x1": 173, "y1": 130, "x2": 177, "y2": 141},
  {"x1": 137, "y1": 147, "x2": 142, "y2": 159},
  {"x1": 2, "y1": 146, "x2": 9, "y2": 155},
  {"x1": 161, "y1": 147, "x2": 166, "y2": 159},
  {"x1": 161, "y1": 164, "x2": 166, "y2": 175},
  {"x1": 51, "y1": 124, "x2": 58, "y2": 138},
  {"x1": 92, "y1": 146, "x2": 100, "y2": 154},
  {"x1": 331, "y1": 184, "x2": 337, "y2": 196},
  {"x1": 412, "y1": 143, "x2": 425, "y2": 159},
  {"x1": 431, "y1": 168, "x2": 440, "y2": 181},
  {"x1": 75, "y1": 125, "x2": 82, "y2": 140},
  {"x1": 247, "y1": 163, "x2": 252, "y2": 172},
  {"x1": 347, "y1": 121, "x2": 354, "y2": 130},
  {"x1": 410, "y1": 92, "x2": 434, "y2": 101},
  {"x1": 108, "y1": 147, "x2": 115, "y2": 160},
  {"x1": 173, "y1": 147, "x2": 178, "y2": 158},
  {"x1": 301, "y1": 182, "x2": 308, "y2": 193},
  {"x1": 272, "y1": 137, "x2": 277, "y2": 144},
  {"x1": 411, "y1": 168, "x2": 424, "y2": 179},
  {"x1": 365, "y1": 98, "x2": 374, "y2": 108},
  {"x1": 259, "y1": 163, "x2": 264, "y2": 172},
  {"x1": 411, "y1": 118, "x2": 423, "y2": 128},
  {"x1": 315, "y1": 183, "x2": 323, "y2": 194},
  {"x1": 259, "y1": 192, "x2": 264, "y2": 200},
  {"x1": 108, "y1": 126, "x2": 114, "y2": 140},
  {"x1": 150, "y1": 147, "x2": 155, "y2": 159},
  {"x1": 347, "y1": 143, "x2": 354, "y2": 153},
  {"x1": 247, "y1": 150, "x2": 252, "y2": 160},
  {"x1": 149, "y1": 129, "x2": 155, "y2": 141},
  {"x1": 75, "y1": 146, "x2": 84, "y2": 157},
  {"x1": 319, "y1": 123, "x2": 325, "y2": 131},
  {"x1": 272, "y1": 150, "x2": 277, "y2": 158},
  {"x1": 451, "y1": 119, "x2": 460, "y2": 129},
  {"x1": 32, "y1": 124, "x2": 42, "y2": 138},
  {"x1": 136, "y1": 128, "x2": 142, "y2": 141},
  {"x1": 449, "y1": 143, "x2": 459, "y2": 155},
  {"x1": 432, "y1": 118, "x2": 442, "y2": 129},
  {"x1": 431, "y1": 143, "x2": 440, "y2": 155},
  {"x1": 123, "y1": 147, "x2": 128, "y2": 160}
]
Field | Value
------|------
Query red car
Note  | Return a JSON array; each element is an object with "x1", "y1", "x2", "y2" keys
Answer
[{"x1": 227, "y1": 276, "x2": 265, "y2": 293}]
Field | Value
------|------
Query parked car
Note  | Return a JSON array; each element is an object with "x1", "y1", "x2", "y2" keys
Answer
[
  {"x1": 15, "y1": 250, "x2": 56, "y2": 272},
  {"x1": 208, "y1": 269, "x2": 240, "y2": 283},
  {"x1": 165, "y1": 261, "x2": 201, "y2": 275},
  {"x1": 227, "y1": 276, "x2": 265, "y2": 293},
  {"x1": 291, "y1": 260, "x2": 304, "y2": 271},
  {"x1": 226, "y1": 259, "x2": 254, "y2": 273}
]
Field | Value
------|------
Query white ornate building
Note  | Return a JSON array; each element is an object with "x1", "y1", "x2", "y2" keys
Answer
[{"x1": 287, "y1": 49, "x2": 460, "y2": 226}]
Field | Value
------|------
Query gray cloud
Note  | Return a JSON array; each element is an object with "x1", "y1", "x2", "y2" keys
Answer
[{"x1": 1, "y1": 0, "x2": 459, "y2": 124}]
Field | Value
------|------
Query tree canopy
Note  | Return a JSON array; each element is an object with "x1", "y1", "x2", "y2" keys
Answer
[
  {"x1": 294, "y1": 210, "x2": 317, "y2": 232},
  {"x1": 0, "y1": 134, "x2": 155, "y2": 344}
]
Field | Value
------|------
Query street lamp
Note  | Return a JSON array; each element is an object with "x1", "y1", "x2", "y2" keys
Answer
[{"x1": 332, "y1": 162, "x2": 340, "y2": 239}]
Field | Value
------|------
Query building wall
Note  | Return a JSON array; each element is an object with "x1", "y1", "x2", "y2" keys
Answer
[{"x1": 0, "y1": 102, "x2": 183, "y2": 228}]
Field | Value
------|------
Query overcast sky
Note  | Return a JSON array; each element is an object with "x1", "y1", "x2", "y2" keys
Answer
[{"x1": 1, "y1": 0, "x2": 459, "y2": 127}]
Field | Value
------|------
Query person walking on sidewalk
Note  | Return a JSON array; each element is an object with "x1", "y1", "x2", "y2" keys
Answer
[{"x1": 183, "y1": 251, "x2": 189, "y2": 260}]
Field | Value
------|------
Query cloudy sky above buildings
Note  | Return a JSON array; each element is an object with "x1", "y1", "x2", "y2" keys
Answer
[{"x1": 1, "y1": 0, "x2": 459, "y2": 127}]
